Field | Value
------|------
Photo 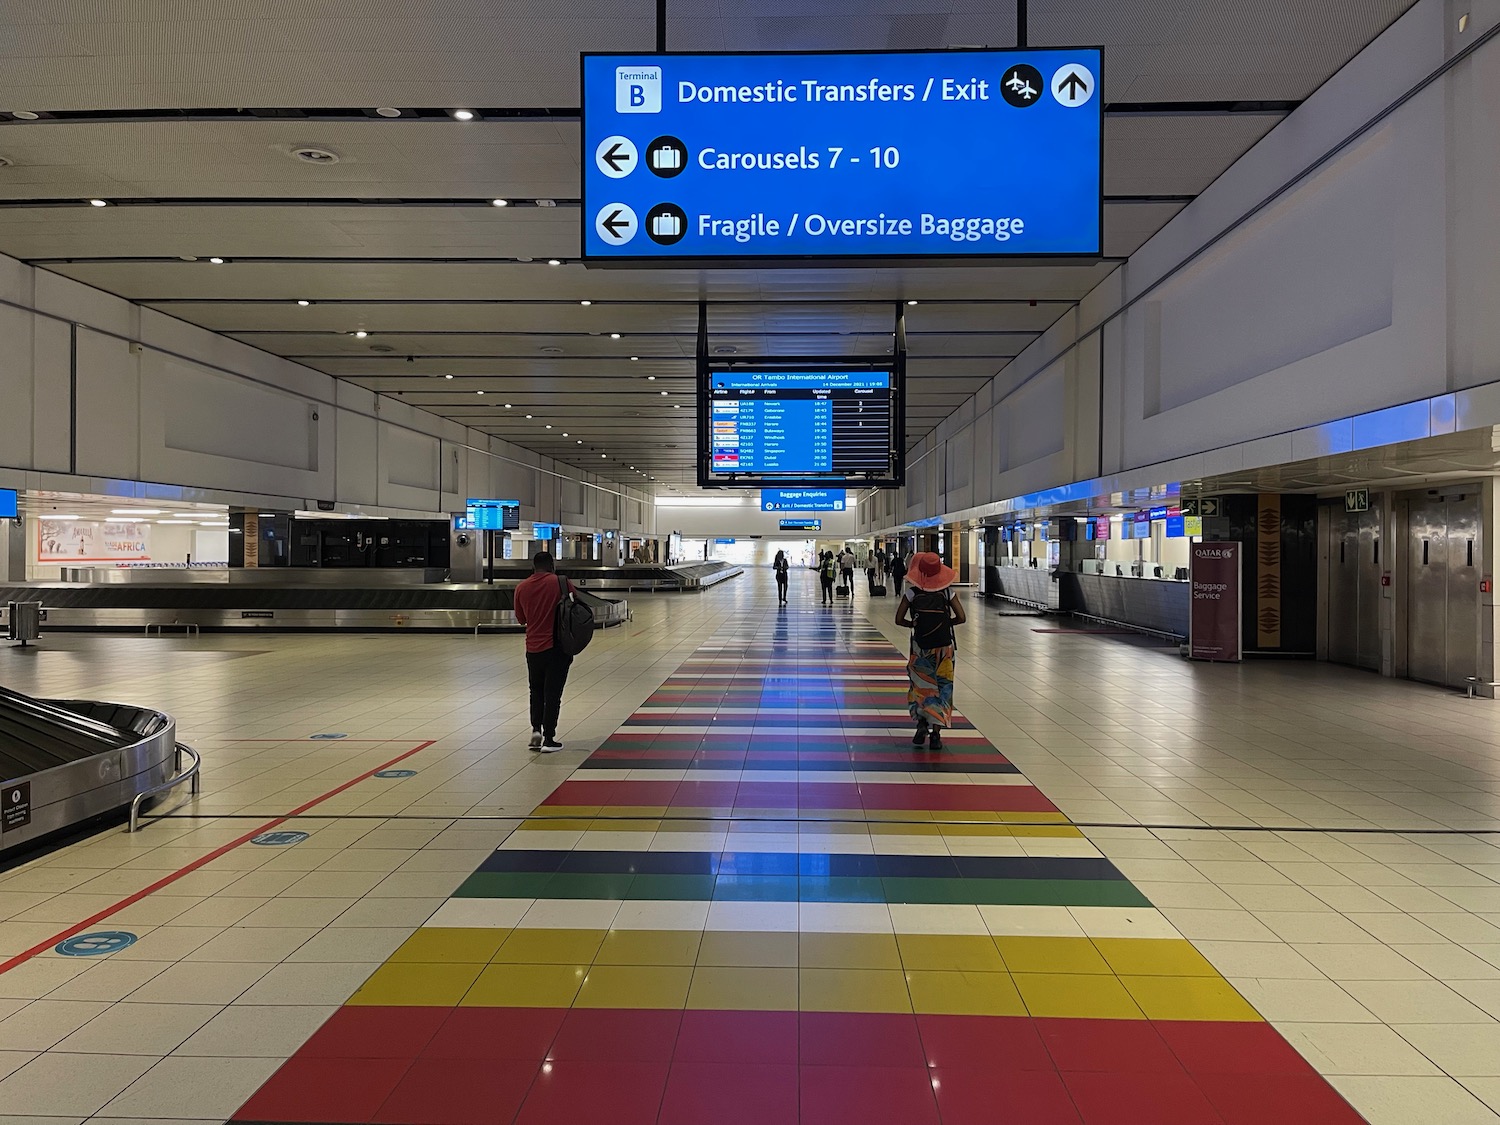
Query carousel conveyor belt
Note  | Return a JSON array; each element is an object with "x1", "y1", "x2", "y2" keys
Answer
[
  {"x1": 0, "y1": 582, "x2": 631, "y2": 633},
  {"x1": 0, "y1": 685, "x2": 184, "y2": 856}
]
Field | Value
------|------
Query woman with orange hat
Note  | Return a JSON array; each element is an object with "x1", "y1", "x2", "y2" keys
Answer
[{"x1": 895, "y1": 551, "x2": 967, "y2": 751}]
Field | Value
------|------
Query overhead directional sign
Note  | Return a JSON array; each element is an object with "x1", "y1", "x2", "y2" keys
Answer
[
  {"x1": 581, "y1": 49, "x2": 1102, "y2": 262},
  {"x1": 779, "y1": 518, "x2": 823, "y2": 532},
  {"x1": 762, "y1": 488, "x2": 846, "y2": 512}
]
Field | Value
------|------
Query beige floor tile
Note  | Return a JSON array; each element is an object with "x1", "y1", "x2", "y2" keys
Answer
[
  {"x1": 1397, "y1": 1024, "x2": 1500, "y2": 1077},
  {"x1": 125, "y1": 962, "x2": 273, "y2": 1006},
  {"x1": 1340, "y1": 980, "x2": 1496, "y2": 1024},
  {"x1": 54, "y1": 1003, "x2": 221, "y2": 1055},
  {"x1": 1329, "y1": 1074, "x2": 1500, "y2": 1125},
  {"x1": 0, "y1": 1000, "x2": 110, "y2": 1050},
  {"x1": 1231, "y1": 978, "x2": 1376, "y2": 1022},
  {"x1": 1280, "y1": 1022, "x2": 1444, "y2": 1076},
  {"x1": 0, "y1": 1052, "x2": 158, "y2": 1116},
  {"x1": 173, "y1": 1003, "x2": 335, "y2": 1056},
  {"x1": 100, "y1": 1055, "x2": 284, "y2": 1119}
]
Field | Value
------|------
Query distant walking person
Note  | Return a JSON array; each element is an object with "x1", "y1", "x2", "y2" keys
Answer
[
  {"x1": 773, "y1": 549, "x2": 790, "y2": 605},
  {"x1": 838, "y1": 547, "x2": 857, "y2": 600},
  {"x1": 895, "y1": 552, "x2": 967, "y2": 751},
  {"x1": 512, "y1": 551, "x2": 575, "y2": 752},
  {"x1": 819, "y1": 551, "x2": 838, "y2": 605}
]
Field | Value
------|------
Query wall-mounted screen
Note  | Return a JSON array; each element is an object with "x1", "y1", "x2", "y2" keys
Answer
[
  {"x1": 466, "y1": 498, "x2": 520, "y2": 531},
  {"x1": 0, "y1": 488, "x2": 16, "y2": 519},
  {"x1": 701, "y1": 367, "x2": 900, "y2": 488},
  {"x1": 581, "y1": 48, "x2": 1102, "y2": 263}
]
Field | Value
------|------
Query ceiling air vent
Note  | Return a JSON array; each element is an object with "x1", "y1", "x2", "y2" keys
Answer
[{"x1": 291, "y1": 146, "x2": 340, "y2": 165}]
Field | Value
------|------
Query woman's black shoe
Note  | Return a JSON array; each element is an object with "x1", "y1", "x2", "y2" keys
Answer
[
  {"x1": 928, "y1": 727, "x2": 943, "y2": 751},
  {"x1": 912, "y1": 720, "x2": 929, "y2": 746}
]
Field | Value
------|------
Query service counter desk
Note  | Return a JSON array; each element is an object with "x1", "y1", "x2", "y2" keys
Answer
[{"x1": 985, "y1": 566, "x2": 1189, "y2": 639}]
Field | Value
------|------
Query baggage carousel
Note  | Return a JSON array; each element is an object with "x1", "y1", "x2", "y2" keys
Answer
[
  {"x1": 0, "y1": 562, "x2": 739, "y2": 634},
  {"x1": 0, "y1": 685, "x2": 190, "y2": 857}
]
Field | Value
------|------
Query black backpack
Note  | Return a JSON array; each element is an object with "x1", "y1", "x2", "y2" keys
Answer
[
  {"x1": 909, "y1": 589, "x2": 954, "y2": 649},
  {"x1": 554, "y1": 575, "x2": 595, "y2": 656}
]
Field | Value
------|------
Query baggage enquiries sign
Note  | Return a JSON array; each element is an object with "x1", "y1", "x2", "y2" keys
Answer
[{"x1": 582, "y1": 49, "x2": 1102, "y2": 262}]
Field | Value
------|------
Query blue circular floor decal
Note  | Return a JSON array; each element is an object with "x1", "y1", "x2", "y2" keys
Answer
[
  {"x1": 310, "y1": 733, "x2": 347, "y2": 740},
  {"x1": 57, "y1": 931, "x2": 138, "y2": 957},
  {"x1": 251, "y1": 830, "x2": 310, "y2": 846},
  {"x1": 373, "y1": 769, "x2": 417, "y2": 779}
]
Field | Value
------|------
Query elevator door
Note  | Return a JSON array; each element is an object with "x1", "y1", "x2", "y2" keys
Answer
[
  {"x1": 1405, "y1": 492, "x2": 1482, "y2": 689},
  {"x1": 1325, "y1": 505, "x2": 1381, "y2": 671}
]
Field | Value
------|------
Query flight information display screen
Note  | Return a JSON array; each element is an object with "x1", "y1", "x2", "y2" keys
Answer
[{"x1": 701, "y1": 368, "x2": 897, "y2": 487}]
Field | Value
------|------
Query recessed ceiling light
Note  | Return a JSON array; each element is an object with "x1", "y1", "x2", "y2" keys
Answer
[
  {"x1": 444, "y1": 373, "x2": 453, "y2": 379},
  {"x1": 610, "y1": 333, "x2": 621, "y2": 339},
  {"x1": 562, "y1": 432, "x2": 568, "y2": 437},
  {"x1": 375, "y1": 106, "x2": 402, "y2": 118},
  {"x1": 12, "y1": 111, "x2": 39, "y2": 121},
  {"x1": 352, "y1": 330, "x2": 368, "y2": 338},
  {"x1": 451, "y1": 109, "x2": 475, "y2": 121},
  {"x1": 208, "y1": 256, "x2": 226, "y2": 264},
  {"x1": 476, "y1": 390, "x2": 485, "y2": 395},
  {"x1": 548, "y1": 259, "x2": 562, "y2": 266},
  {"x1": 673, "y1": 403, "x2": 682, "y2": 409},
  {"x1": 906, "y1": 299, "x2": 919, "y2": 306},
  {"x1": 525, "y1": 414, "x2": 533, "y2": 419},
  {"x1": 647, "y1": 375, "x2": 656, "y2": 381},
  {"x1": 580, "y1": 300, "x2": 592, "y2": 306},
  {"x1": 88, "y1": 198, "x2": 107, "y2": 207},
  {"x1": 577, "y1": 440, "x2": 583, "y2": 444},
  {"x1": 505, "y1": 403, "x2": 512, "y2": 408},
  {"x1": 630, "y1": 356, "x2": 639, "y2": 362},
  {"x1": 491, "y1": 198, "x2": 508, "y2": 207},
  {"x1": 536, "y1": 198, "x2": 557, "y2": 207},
  {"x1": 601, "y1": 454, "x2": 607, "y2": 459},
  {"x1": 296, "y1": 299, "x2": 310, "y2": 306},
  {"x1": 545, "y1": 424, "x2": 552, "y2": 429},
  {"x1": 178, "y1": 255, "x2": 198, "y2": 262},
  {"x1": 659, "y1": 390, "x2": 668, "y2": 396}
]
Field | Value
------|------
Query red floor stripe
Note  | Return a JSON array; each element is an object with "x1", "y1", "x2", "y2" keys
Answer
[{"x1": 0, "y1": 738, "x2": 437, "y2": 977}]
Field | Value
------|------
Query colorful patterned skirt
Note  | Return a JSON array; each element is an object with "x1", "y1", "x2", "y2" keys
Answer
[{"x1": 907, "y1": 641, "x2": 955, "y2": 729}]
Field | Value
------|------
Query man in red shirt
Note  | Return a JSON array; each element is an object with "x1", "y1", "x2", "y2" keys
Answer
[{"x1": 512, "y1": 551, "x2": 576, "y2": 752}]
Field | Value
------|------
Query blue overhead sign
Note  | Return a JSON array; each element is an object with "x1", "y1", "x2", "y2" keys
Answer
[
  {"x1": 581, "y1": 49, "x2": 1102, "y2": 261},
  {"x1": 0, "y1": 488, "x2": 15, "y2": 519},
  {"x1": 779, "y1": 518, "x2": 823, "y2": 532},
  {"x1": 762, "y1": 488, "x2": 846, "y2": 512}
]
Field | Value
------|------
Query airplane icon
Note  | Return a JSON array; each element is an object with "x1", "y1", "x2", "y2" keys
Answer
[{"x1": 1005, "y1": 71, "x2": 1038, "y2": 100}]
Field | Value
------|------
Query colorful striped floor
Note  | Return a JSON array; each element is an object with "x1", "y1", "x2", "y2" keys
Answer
[{"x1": 231, "y1": 610, "x2": 1368, "y2": 1124}]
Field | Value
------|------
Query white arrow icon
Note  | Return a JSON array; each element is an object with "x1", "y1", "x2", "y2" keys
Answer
[
  {"x1": 594, "y1": 135, "x2": 637, "y2": 179},
  {"x1": 1051, "y1": 64, "x2": 1095, "y2": 107},
  {"x1": 595, "y1": 203, "x2": 638, "y2": 247}
]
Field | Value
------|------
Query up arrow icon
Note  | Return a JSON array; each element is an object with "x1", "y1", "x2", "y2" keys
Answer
[{"x1": 1050, "y1": 63, "x2": 1095, "y2": 108}]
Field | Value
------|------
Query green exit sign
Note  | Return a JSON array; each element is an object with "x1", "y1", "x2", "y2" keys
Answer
[{"x1": 1345, "y1": 488, "x2": 1370, "y2": 513}]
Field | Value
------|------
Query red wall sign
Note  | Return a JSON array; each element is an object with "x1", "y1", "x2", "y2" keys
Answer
[{"x1": 1189, "y1": 542, "x2": 1242, "y2": 662}]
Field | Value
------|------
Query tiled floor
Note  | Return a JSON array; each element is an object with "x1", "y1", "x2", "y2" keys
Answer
[{"x1": 3, "y1": 573, "x2": 1500, "y2": 1122}]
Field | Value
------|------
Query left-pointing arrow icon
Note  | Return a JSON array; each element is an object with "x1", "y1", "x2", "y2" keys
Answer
[
  {"x1": 595, "y1": 202, "x2": 638, "y2": 247},
  {"x1": 595, "y1": 135, "x2": 638, "y2": 179}
]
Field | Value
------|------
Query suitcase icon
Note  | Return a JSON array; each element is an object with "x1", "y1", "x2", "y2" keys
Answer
[
  {"x1": 652, "y1": 212, "x2": 682, "y2": 237},
  {"x1": 651, "y1": 145, "x2": 682, "y2": 171}
]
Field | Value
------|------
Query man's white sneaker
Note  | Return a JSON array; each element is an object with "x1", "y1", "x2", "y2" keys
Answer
[
  {"x1": 540, "y1": 738, "x2": 564, "y2": 752},
  {"x1": 528, "y1": 730, "x2": 543, "y2": 750}
]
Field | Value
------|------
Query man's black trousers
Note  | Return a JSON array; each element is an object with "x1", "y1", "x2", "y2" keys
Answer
[{"x1": 526, "y1": 646, "x2": 574, "y2": 738}]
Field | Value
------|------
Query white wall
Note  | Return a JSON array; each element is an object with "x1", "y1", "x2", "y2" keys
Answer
[
  {"x1": 0, "y1": 253, "x2": 655, "y2": 538},
  {"x1": 863, "y1": 0, "x2": 1500, "y2": 534}
]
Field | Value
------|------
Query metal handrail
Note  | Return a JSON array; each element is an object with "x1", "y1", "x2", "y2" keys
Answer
[{"x1": 129, "y1": 742, "x2": 202, "y2": 831}]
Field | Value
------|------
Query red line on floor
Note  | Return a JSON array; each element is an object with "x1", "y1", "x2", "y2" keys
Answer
[{"x1": 0, "y1": 738, "x2": 438, "y2": 978}]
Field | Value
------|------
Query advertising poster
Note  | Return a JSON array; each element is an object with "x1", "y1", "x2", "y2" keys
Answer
[
  {"x1": 1189, "y1": 542, "x2": 1242, "y2": 662},
  {"x1": 38, "y1": 520, "x2": 151, "y2": 562}
]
